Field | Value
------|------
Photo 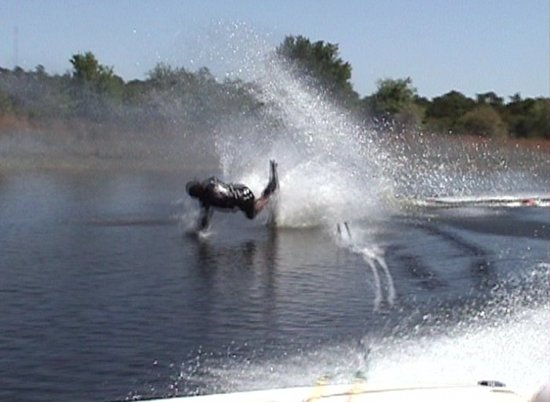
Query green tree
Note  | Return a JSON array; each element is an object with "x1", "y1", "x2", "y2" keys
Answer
[
  {"x1": 457, "y1": 104, "x2": 507, "y2": 137},
  {"x1": 147, "y1": 63, "x2": 183, "y2": 90},
  {"x1": 69, "y1": 52, "x2": 124, "y2": 120},
  {"x1": 0, "y1": 88, "x2": 14, "y2": 114},
  {"x1": 70, "y1": 52, "x2": 102, "y2": 82},
  {"x1": 506, "y1": 97, "x2": 548, "y2": 139},
  {"x1": 34, "y1": 64, "x2": 47, "y2": 77},
  {"x1": 364, "y1": 77, "x2": 423, "y2": 127},
  {"x1": 123, "y1": 79, "x2": 149, "y2": 104},
  {"x1": 424, "y1": 90, "x2": 475, "y2": 133},
  {"x1": 70, "y1": 51, "x2": 123, "y2": 98},
  {"x1": 276, "y1": 35, "x2": 359, "y2": 106},
  {"x1": 476, "y1": 91, "x2": 504, "y2": 108}
]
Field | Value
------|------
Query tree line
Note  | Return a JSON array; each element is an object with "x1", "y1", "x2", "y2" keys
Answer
[
  {"x1": 0, "y1": 53, "x2": 257, "y2": 136},
  {"x1": 0, "y1": 35, "x2": 547, "y2": 139}
]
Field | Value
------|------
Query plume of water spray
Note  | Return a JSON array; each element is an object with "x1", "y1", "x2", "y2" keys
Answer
[
  {"x1": 177, "y1": 263, "x2": 548, "y2": 397},
  {"x1": 169, "y1": 23, "x2": 550, "y2": 399},
  {"x1": 184, "y1": 21, "x2": 549, "y2": 226},
  {"x1": 208, "y1": 34, "x2": 392, "y2": 227}
]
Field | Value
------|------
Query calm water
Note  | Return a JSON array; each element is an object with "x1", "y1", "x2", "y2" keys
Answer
[{"x1": 0, "y1": 170, "x2": 548, "y2": 401}]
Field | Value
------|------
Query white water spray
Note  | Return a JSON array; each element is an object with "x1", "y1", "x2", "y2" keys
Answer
[
  {"x1": 205, "y1": 28, "x2": 392, "y2": 228},
  {"x1": 176, "y1": 264, "x2": 548, "y2": 398},
  {"x1": 337, "y1": 223, "x2": 396, "y2": 311},
  {"x1": 174, "y1": 22, "x2": 549, "y2": 399},
  {"x1": 213, "y1": 46, "x2": 400, "y2": 305}
]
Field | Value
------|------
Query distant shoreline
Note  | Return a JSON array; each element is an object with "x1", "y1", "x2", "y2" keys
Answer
[
  {"x1": 0, "y1": 116, "x2": 218, "y2": 172},
  {"x1": 0, "y1": 116, "x2": 547, "y2": 173}
]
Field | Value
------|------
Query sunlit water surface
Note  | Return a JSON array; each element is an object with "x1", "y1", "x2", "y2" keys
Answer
[
  {"x1": 1, "y1": 22, "x2": 549, "y2": 402},
  {"x1": 0, "y1": 170, "x2": 548, "y2": 402}
]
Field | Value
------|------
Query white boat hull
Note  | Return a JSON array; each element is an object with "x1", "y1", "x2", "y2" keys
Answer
[{"x1": 145, "y1": 381, "x2": 533, "y2": 402}]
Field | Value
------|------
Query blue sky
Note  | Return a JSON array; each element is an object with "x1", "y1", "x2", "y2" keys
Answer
[{"x1": 1, "y1": 0, "x2": 547, "y2": 99}]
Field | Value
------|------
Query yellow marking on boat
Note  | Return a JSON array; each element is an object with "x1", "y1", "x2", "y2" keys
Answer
[
  {"x1": 305, "y1": 377, "x2": 328, "y2": 402},
  {"x1": 346, "y1": 379, "x2": 366, "y2": 402}
]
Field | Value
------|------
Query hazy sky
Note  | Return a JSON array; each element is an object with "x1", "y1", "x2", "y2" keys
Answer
[{"x1": 1, "y1": 0, "x2": 547, "y2": 99}]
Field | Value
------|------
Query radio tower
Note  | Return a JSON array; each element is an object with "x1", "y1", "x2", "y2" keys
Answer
[{"x1": 14, "y1": 26, "x2": 19, "y2": 68}]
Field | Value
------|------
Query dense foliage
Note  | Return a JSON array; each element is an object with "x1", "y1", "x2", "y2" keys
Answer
[
  {"x1": 0, "y1": 35, "x2": 547, "y2": 139},
  {"x1": 276, "y1": 35, "x2": 359, "y2": 108}
]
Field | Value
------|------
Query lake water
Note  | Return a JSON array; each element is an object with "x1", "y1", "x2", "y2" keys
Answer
[{"x1": 0, "y1": 169, "x2": 548, "y2": 402}]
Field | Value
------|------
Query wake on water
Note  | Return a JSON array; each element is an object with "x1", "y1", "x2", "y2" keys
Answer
[
  {"x1": 171, "y1": 263, "x2": 548, "y2": 398},
  {"x1": 178, "y1": 22, "x2": 549, "y2": 397}
]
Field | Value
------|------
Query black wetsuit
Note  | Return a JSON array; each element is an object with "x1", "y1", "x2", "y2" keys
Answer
[
  {"x1": 199, "y1": 177, "x2": 256, "y2": 219},
  {"x1": 188, "y1": 160, "x2": 278, "y2": 230}
]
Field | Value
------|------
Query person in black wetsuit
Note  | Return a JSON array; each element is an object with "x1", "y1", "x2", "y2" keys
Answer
[{"x1": 186, "y1": 160, "x2": 278, "y2": 230}]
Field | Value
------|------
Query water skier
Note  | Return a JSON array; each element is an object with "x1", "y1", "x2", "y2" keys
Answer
[{"x1": 186, "y1": 160, "x2": 278, "y2": 230}]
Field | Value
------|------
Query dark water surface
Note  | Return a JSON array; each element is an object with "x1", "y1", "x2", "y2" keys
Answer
[{"x1": 0, "y1": 171, "x2": 548, "y2": 401}]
